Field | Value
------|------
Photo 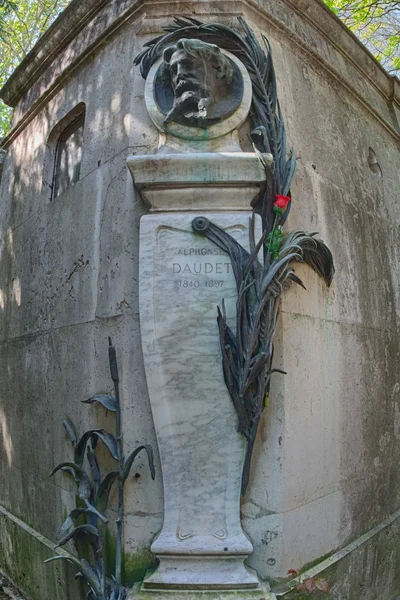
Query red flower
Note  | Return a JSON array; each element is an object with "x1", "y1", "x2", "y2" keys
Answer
[{"x1": 273, "y1": 194, "x2": 291, "y2": 214}]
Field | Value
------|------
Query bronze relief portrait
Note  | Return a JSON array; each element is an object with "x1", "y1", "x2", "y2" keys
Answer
[{"x1": 154, "y1": 38, "x2": 244, "y2": 129}]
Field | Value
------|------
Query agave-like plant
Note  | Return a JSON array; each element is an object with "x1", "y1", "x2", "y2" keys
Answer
[
  {"x1": 192, "y1": 218, "x2": 333, "y2": 495},
  {"x1": 45, "y1": 338, "x2": 155, "y2": 600}
]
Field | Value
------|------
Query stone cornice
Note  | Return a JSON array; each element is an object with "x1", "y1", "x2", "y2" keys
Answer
[{"x1": 0, "y1": 0, "x2": 399, "y2": 148}]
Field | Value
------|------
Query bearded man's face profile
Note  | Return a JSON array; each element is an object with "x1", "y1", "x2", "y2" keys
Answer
[{"x1": 161, "y1": 39, "x2": 234, "y2": 128}]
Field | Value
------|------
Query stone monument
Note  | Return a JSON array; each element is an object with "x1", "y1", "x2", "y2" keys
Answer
[
  {"x1": 128, "y1": 33, "x2": 269, "y2": 596},
  {"x1": 128, "y1": 17, "x2": 332, "y2": 599}
]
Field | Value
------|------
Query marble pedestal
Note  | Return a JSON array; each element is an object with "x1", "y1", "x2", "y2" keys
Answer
[
  {"x1": 128, "y1": 150, "x2": 266, "y2": 592},
  {"x1": 128, "y1": 583, "x2": 277, "y2": 600}
]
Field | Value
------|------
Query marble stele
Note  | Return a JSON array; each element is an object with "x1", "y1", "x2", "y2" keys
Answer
[{"x1": 128, "y1": 43, "x2": 274, "y2": 597}]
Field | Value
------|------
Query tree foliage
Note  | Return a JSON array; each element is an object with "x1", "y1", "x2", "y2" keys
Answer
[
  {"x1": 324, "y1": 0, "x2": 400, "y2": 73},
  {"x1": 0, "y1": 0, "x2": 398, "y2": 140},
  {"x1": 0, "y1": 0, "x2": 71, "y2": 139}
]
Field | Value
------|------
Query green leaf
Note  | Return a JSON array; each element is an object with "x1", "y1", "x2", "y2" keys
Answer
[
  {"x1": 97, "y1": 471, "x2": 119, "y2": 514},
  {"x1": 57, "y1": 523, "x2": 99, "y2": 548},
  {"x1": 49, "y1": 462, "x2": 86, "y2": 483},
  {"x1": 74, "y1": 429, "x2": 118, "y2": 466},
  {"x1": 56, "y1": 507, "x2": 106, "y2": 542},
  {"x1": 123, "y1": 445, "x2": 155, "y2": 481},
  {"x1": 86, "y1": 447, "x2": 100, "y2": 489},
  {"x1": 304, "y1": 577, "x2": 316, "y2": 593},
  {"x1": 316, "y1": 578, "x2": 329, "y2": 593},
  {"x1": 78, "y1": 472, "x2": 93, "y2": 501},
  {"x1": 44, "y1": 555, "x2": 101, "y2": 595},
  {"x1": 62, "y1": 418, "x2": 78, "y2": 446},
  {"x1": 83, "y1": 501, "x2": 108, "y2": 524},
  {"x1": 0, "y1": 0, "x2": 72, "y2": 138},
  {"x1": 83, "y1": 394, "x2": 117, "y2": 412},
  {"x1": 322, "y1": 0, "x2": 400, "y2": 74}
]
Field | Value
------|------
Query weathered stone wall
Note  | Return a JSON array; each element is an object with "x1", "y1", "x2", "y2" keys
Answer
[
  {"x1": 243, "y1": 7, "x2": 400, "y2": 581},
  {"x1": 0, "y1": 7, "x2": 161, "y2": 596},
  {"x1": 0, "y1": 0, "x2": 399, "y2": 598}
]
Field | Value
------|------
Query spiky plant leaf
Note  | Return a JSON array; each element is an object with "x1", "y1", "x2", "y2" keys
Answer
[
  {"x1": 83, "y1": 500, "x2": 108, "y2": 524},
  {"x1": 74, "y1": 430, "x2": 102, "y2": 466},
  {"x1": 74, "y1": 430, "x2": 119, "y2": 466},
  {"x1": 96, "y1": 471, "x2": 119, "y2": 515},
  {"x1": 56, "y1": 508, "x2": 107, "y2": 543},
  {"x1": 44, "y1": 555, "x2": 101, "y2": 596},
  {"x1": 57, "y1": 524, "x2": 99, "y2": 548},
  {"x1": 49, "y1": 462, "x2": 86, "y2": 483},
  {"x1": 287, "y1": 272, "x2": 307, "y2": 290},
  {"x1": 62, "y1": 418, "x2": 78, "y2": 446},
  {"x1": 56, "y1": 514, "x2": 74, "y2": 543},
  {"x1": 114, "y1": 588, "x2": 128, "y2": 600},
  {"x1": 86, "y1": 447, "x2": 100, "y2": 490},
  {"x1": 78, "y1": 471, "x2": 93, "y2": 502},
  {"x1": 80, "y1": 559, "x2": 102, "y2": 595},
  {"x1": 82, "y1": 394, "x2": 117, "y2": 412},
  {"x1": 44, "y1": 555, "x2": 82, "y2": 569},
  {"x1": 193, "y1": 216, "x2": 334, "y2": 494},
  {"x1": 49, "y1": 463, "x2": 106, "y2": 524},
  {"x1": 123, "y1": 445, "x2": 156, "y2": 481},
  {"x1": 296, "y1": 235, "x2": 335, "y2": 287}
]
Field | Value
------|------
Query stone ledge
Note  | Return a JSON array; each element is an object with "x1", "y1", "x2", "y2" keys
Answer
[
  {"x1": 1, "y1": 0, "x2": 397, "y2": 110},
  {"x1": 127, "y1": 152, "x2": 267, "y2": 211},
  {"x1": 128, "y1": 582, "x2": 276, "y2": 600},
  {"x1": 272, "y1": 507, "x2": 400, "y2": 596},
  {"x1": 0, "y1": 504, "x2": 80, "y2": 600}
]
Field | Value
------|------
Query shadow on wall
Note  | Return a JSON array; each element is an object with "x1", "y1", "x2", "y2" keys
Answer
[
  {"x1": 0, "y1": 20, "x2": 161, "y2": 600},
  {"x1": 0, "y1": 14, "x2": 155, "y2": 468}
]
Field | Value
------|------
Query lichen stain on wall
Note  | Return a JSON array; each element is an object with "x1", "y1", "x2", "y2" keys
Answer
[{"x1": 0, "y1": 406, "x2": 13, "y2": 466}]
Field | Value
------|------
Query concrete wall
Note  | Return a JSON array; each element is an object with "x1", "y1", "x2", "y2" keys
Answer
[{"x1": 0, "y1": 0, "x2": 399, "y2": 598}]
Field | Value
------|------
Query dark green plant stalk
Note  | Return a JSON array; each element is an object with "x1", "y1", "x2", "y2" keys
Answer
[{"x1": 108, "y1": 337, "x2": 123, "y2": 594}]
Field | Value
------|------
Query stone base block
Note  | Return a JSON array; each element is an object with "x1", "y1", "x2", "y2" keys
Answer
[
  {"x1": 128, "y1": 582, "x2": 276, "y2": 600},
  {"x1": 127, "y1": 152, "x2": 266, "y2": 211},
  {"x1": 142, "y1": 557, "x2": 260, "y2": 590}
]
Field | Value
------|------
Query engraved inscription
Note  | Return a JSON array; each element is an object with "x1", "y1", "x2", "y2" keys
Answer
[
  {"x1": 154, "y1": 224, "x2": 240, "y2": 321},
  {"x1": 171, "y1": 245, "x2": 231, "y2": 293},
  {"x1": 149, "y1": 217, "x2": 251, "y2": 539},
  {"x1": 172, "y1": 262, "x2": 231, "y2": 274},
  {"x1": 176, "y1": 280, "x2": 224, "y2": 289},
  {"x1": 177, "y1": 247, "x2": 226, "y2": 256}
]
